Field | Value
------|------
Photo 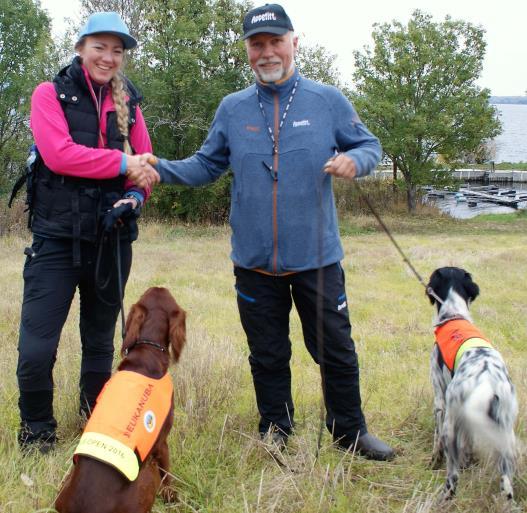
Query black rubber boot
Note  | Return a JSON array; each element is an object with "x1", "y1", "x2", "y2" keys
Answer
[
  {"x1": 18, "y1": 390, "x2": 57, "y2": 454},
  {"x1": 336, "y1": 432, "x2": 395, "y2": 461}
]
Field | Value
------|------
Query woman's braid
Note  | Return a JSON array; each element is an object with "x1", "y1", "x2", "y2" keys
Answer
[{"x1": 111, "y1": 72, "x2": 132, "y2": 155}]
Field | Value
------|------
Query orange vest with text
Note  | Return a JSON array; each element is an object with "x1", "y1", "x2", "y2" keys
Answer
[
  {"x1": 74, "y1": 370, "x2": 173, "y2": 481},
  {"x1": 434, "y1": 319, "x2": 492, "y2": 373}
]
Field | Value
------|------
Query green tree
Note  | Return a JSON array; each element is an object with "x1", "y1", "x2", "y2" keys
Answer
[
  {"x1": 352, "y1": 10, "x2": 501, "y2": 211},
  {"x1": 0, "y1": 0, "x2": 54, "y2": 194},
  {"x1": 132, "y1": 0, "x2": 250, "y2": 221},
  {"x1": 296, "y1": 44, "x2": 342, "y2": 87}
]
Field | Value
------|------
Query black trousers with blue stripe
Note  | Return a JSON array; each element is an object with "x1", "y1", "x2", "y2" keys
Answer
[{"x1": 235, "y1": 263, "x2": 367, "y2": 443}]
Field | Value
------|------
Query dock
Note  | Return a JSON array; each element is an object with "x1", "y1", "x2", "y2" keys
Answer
[
  {"x1": 453, "y1": 170, "x2": 527, "y2": 184},
  {"x1": 459, "y1": 188, "x2": 519, "y2": 207},
  {"x1": 374, "y1": 169, "x2": 527, "y2": 183}
]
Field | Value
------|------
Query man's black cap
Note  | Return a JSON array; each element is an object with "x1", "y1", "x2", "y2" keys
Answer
[{"x1": 242, "y1": 4, "x2": 294, "y2": 40}]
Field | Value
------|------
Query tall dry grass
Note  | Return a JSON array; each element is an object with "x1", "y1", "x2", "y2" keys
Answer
[{"x1": 0, "y1": 215, "x2": 526, "y2": 512}]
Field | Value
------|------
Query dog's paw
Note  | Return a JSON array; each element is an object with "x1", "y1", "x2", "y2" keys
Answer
[
  {"x1": 500, "y1": 475, "x2": 514, "y2": 501},
  {"x1": 160, "y1": 485, "x2": 177, "y2": 503}
]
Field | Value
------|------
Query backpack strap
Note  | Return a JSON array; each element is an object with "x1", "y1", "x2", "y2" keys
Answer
[
  {"x1": 8, "y1": 174, "x2": 27, "y2": 208},
  {"x1": 8, "y1": 145, "x2": 40, "y2": 229}
]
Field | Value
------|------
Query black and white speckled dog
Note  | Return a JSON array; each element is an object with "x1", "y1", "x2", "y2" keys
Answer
[{"x1": 426, "y1": 267, "x2": 518, "y2": 501}]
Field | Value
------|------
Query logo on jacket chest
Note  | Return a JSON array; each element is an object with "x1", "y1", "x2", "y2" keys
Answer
[
  {"x1": 244, "y1": 119, "x2": 312, "y2": 133},
  {"x1": 292, "y1": 119, "x2": 311, "y2": 128}
]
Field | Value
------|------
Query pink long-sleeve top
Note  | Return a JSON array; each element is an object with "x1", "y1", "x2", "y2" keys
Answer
[{"x1": 30, "y1": 64, "x2": 152, "y2": 201}]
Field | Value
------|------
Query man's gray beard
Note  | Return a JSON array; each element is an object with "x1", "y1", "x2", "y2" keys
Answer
[{"x1": 256, "y1": 66, "x2": 284, "y2": 83}]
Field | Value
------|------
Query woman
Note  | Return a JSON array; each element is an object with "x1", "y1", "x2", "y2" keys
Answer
[{"x1": 16, "y1": 12, "x2": 158, "y2": 452}]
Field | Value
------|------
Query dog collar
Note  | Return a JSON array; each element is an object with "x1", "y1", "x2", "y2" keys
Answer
[{"x1": 124, "y1": 338, "x2": 166, "y2": 355}]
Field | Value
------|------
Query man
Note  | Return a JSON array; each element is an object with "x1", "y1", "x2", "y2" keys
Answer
[{"x1": 133, "y1": 3, "x2": 394, "y2": 460}]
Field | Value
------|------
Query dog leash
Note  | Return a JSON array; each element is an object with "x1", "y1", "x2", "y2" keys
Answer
[
  {"x1": 95, "y1": 226, "x2": 127, "y2": 339},
  {"x1": 315, "y1": 178, "x2": 327, "y2": 459},
  {"x1": 352, "y1": 179, "x2": 444, "y2": 305}
]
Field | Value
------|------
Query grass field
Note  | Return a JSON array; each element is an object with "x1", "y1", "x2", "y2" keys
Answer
[{"x1": 0, "y1": 212, "x2": 526, "y2": 512}]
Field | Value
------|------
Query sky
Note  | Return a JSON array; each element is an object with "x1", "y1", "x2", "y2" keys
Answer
[{"x1": 40, "y1": 0, "x2": 527, "y2": 96}]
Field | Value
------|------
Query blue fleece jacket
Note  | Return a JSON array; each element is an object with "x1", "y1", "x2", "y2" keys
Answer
[{"x1": 156, "y1": 69, "x2": 381, "y2": 273}]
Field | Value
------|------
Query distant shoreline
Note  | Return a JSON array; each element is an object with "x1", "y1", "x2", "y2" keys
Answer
[{"x1": 490, "y1": 96, "x2": 527, "y2": 105}]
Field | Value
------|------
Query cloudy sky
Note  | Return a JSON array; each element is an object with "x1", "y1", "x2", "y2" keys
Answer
[{"x1": 41, "y1": 0, "x2": 527, "y2": 96}]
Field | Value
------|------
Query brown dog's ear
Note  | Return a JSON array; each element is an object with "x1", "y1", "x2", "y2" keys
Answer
[
  {"x1": 122, "y1": 303, "x2": 147, "y2": 355},
  {"x1": 168, "y1": 306, "x2": 186, "y2": 362}
]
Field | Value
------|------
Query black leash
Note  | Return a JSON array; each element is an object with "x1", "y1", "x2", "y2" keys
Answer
[
  {"x1": 315, "y1": 184, "x2": 327, "y2": 459},
  {"x1": 95, "y1": 227, "x2": 126, "y2": 340},
  {"x1": 94, "y1": 202, "x2": 139, "y2": 342},
  {"x1": 116, "y1": 232, "x2": 126, "y2": 339}
]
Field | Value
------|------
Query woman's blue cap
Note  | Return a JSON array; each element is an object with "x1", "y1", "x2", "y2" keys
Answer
[{"x1": 78, "y1": 12, "x2": 137, "y2": 49}]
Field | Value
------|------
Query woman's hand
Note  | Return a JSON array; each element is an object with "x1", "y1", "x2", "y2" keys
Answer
[
  {"x1": 125, "y1": 154, "x2": 160, "y2": 189},
  {"x1": 113, "y1": 197, "x2": 138, "y2": 209}
]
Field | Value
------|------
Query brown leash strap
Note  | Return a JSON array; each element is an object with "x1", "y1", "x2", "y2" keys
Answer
[{"x1": 353, "y1": 180, "x2": 443, "y2": 305}]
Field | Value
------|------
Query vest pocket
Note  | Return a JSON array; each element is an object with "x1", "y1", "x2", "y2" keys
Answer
[
  {"x1": 33, "y1": 178, "x2": 53, "y2": 220},
  {"x1": 79, "y1": 187, "x2": 101, "y2": 213}
]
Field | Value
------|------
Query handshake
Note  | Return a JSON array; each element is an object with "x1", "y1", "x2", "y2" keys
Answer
[{"x1": 125, "y1": 153, "x2": 160, "y2": 189}]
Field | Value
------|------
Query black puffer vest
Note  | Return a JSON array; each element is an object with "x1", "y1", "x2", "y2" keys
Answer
[{"x1": 31, "y1": 56, "x2": 141, "y2": 243}]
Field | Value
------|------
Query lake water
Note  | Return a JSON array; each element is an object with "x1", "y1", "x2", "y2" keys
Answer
[
  {"x1": 492, "y1": 103, "x2": 527, "y2": 163},
  {"x1": 426, "y1": 103, "x2": 527, "y2": 217}
]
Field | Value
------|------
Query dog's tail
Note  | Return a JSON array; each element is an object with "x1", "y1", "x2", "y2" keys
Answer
[{"x1": 463, "y1": 380, "x2": 518, "y2": 460}]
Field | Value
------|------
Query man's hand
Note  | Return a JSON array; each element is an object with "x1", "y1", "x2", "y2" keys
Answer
[
  {"x1": 125, "y1": 154, "x2": 160, "y2": 189},
  {"x1": 323, "y1": 153, "x2": 357, "y2": 180},
  {"x1": 138, "y1": 152, "x2": 158, "y2": 167}
]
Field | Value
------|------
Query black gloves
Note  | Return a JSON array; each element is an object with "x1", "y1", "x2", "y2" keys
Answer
[{"x1": 101, "y1": 203, "x2": 140, "y2": 241}]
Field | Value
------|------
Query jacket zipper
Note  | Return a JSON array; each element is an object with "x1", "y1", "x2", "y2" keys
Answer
[
  {"x1": 86, "y1": 79, "x2": 105, "y2": 148},
  {"x1": 96, "y1": 86, "x2": 105, "y2": 148},
  {"x1": 272, "y1": 92, "x2": 279, "y2": 274}
]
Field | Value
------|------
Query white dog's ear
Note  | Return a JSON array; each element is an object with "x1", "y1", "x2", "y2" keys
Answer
[{"x1": 463, "y1": 272, "x2": 479, "y2": 302}]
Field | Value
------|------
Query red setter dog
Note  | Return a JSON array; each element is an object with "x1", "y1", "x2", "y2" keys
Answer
[{"x1": 55, "y1": 287, "x2": 186, "y2": 513}]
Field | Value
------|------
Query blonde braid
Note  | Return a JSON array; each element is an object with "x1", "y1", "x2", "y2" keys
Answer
[{"x1": 111, "y1": 72, "x2": 133, "y2": 155}]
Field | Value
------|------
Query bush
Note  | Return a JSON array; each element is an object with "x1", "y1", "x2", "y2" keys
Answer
[
  {"x1": 0, "y1": 196, "x2": 30, "y2": 237},
  {"x1": 333, "y1": 177, "x2": 419, "y2": 215},
  {"x1": 142, "y1": 172, "x2": 232, "y2": 224},
  {"x1": 1, "y1": 177, "x2": 424, "y2": 234},
  {"x1": 142, "y1": 176, "x2": 418, "y2": 225}
]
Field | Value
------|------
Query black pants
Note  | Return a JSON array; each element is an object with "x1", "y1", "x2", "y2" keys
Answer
[
  {"x1": 235, "y1": 263, "x2": 367, "y2": 442},
  {"x1": 16, "y1": 234, "x2": 132, "y2": 438}
]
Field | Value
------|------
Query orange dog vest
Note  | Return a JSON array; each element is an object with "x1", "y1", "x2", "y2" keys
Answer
[
  {"x1": 434, "y1": 319, "x2": 492, "y2": 373},
  {"x1": 74, "y1": 370, "x2": 173, "y2": 481}
]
